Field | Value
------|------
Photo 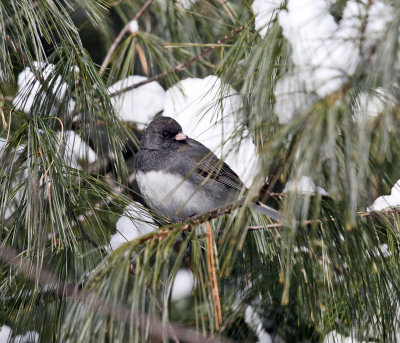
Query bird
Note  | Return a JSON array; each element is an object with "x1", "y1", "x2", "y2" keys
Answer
[{"x1": 134, "y1": 116, "x2": 281, "y2": 223}]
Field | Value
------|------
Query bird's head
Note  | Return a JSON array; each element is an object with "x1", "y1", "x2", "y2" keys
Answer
[{"x1": 140, "y1": 116, "x2": 188, "y2": 150}]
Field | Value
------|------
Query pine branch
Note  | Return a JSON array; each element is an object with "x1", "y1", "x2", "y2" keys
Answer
[
  {"x1": 108, "y1": 26, "x2": 246, "y2": 97},
  {"x1": 70, "y1": 26, "x2": 246, "y2": 118},
  {"x1": 0, "y1": 244, "x2": 235, "y2": 343},
  {"x1": 3, "y1": 1, "x2": 40, "y2": 27},
  {"x1": 246, "y1": 208, "x2": 400, "y2": 231},
  {"x1": 4, "y1": 34, "x2": 63, "y2": 108},
  {"x1": 134, "y1": 195, "x2": 400, "y2": 246},
  {"x1": 99, "y1": 0, "x2": 154, "y2": 76},
  {"x1": 359, "y1": 0, "x2": 375, "y2": 56}
]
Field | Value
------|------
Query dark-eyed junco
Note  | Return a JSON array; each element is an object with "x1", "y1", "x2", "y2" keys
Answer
[{"x1": 134, "y1": 116, "x2": 280, "y2": 223}]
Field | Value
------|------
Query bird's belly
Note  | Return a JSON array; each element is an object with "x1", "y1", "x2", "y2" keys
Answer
[{"x1": 136, "y1": 170, "x2": 213, "y2": 221}]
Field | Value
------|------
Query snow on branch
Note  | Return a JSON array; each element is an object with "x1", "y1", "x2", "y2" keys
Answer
[{"x1": 255, "y1": 0, "x2": 397, "y2": 124}]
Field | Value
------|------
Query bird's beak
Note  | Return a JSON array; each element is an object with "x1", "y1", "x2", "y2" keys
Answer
[{"x1": 174, "y1": 132, "x2": 187, "y2": 141}]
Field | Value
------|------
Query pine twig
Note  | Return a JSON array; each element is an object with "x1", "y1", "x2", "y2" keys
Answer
[
  {"x1": 3, "y1": 1, "x2": 39, "y2": 27},
  {"x1": 246, "y1": 208, "x2": 400, "y2": 231},
  {"x1": 99, "y1": 0, "x2": 153, "y2": 76},
  {"x1": 135, "y1": 198, "x2": 400, "y2": 246},
  {"x1": 359, "y1": 0, "x2": 374, "y2": 56},
  {"x1": 108, "y1": 26, "x2": 246, "y2": 98},
  {"x1": 0, "y1": 244, "x2": 234, "y2": 343}
]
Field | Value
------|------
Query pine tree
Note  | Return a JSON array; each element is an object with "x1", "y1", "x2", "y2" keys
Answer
[{"x1": 1, "y1": 0, "x2": 400, "y2": 342}]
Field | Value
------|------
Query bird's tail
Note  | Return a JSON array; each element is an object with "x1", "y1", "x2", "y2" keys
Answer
[{"x1": 250, "y1": 202, "x2": 283, "y2": 222}]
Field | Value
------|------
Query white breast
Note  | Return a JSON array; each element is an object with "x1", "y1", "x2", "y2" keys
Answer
[{"x1": 136, "y1": 170, "x2": 212, "y2": 220}]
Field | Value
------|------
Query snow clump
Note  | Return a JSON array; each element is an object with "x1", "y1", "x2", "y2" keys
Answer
[
  {"x1": 0, "y1": 325, "x2": 39, "y2": 343},
  {"x1": 109, "y1": 202, "x2": 158, "y2": 251},
  {"x1": 323, "y1": 330, "x2": 373, "y2": 343},
  {"x1": 368, "y1": 180, "x2": 400, "y2": 212},
  {"x1": 128, "y1": 20, "x2": 139, "y2": 33},
  {"x1": 109, "y1": 75, "x2": 166, "y2": 129},
  {"x1": 353, "y1": 88, "x2": 396, "y2": 122},
  {"x1": 284, "y1": 176, "x2": 328, "y2": 196},
  {"x1": 268, "y1": 0, "x2": 396, "y2": 123},
  {"x1": 61, "y1": 131, "x2": 97, "y2": 169},
  {"x1": 13, "y1": 62, "x2": 69, "y2": 113},
  {"x1": 0, "y1": 325, "x2": 11, "y2": 342},
  {"x1": 244, "y1": 305, "x2": 273, "y2": 343},
  {"x1": 170, "y1": 269, "x2": 194, "y2": 302},
  {"x1": 252, "y1": 0, "x2": 282, "y2": 38},
  {"x1": 278, "y1": 0, "x2": 359, "y2": 98}
]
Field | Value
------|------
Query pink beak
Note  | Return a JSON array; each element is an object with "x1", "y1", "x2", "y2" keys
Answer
[{"x1": 174, "y1": 132, "x2": 188, "y2": 141}]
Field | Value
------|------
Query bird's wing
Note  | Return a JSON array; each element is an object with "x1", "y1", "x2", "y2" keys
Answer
[{"x1": 183, "y1": 138, "x2": 245, "y2": 192}]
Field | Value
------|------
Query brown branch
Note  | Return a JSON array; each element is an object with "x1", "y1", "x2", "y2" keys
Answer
[
  {"x1": 218, "y1": 0, "x2": 234, "y2": 22},
  {"x1": 145, "y1": 288, "x2": 181, "y2": 343},
  {"x1": 246, "y1": 208, "x2": 400, "y2": 231},
  {"x1": 135, "y1": 198, "x2": 400, "y2": 247},
  {"x1": 206, "y1": 221, "x2": 222, "y2": 329},
  {"x1": 132, "y1": 0, "x2": 154, "y2": 21},
  {"x1": 0, "y1": 245, "x2": 77, "y2": 296},
  {"x1": 359, "y1": 0, "x2": 374, "y2": 56},
  {"x1": 247, "y1": 219, "x2": 324, "y2": 231},
  {"x1": 136, "y1": 199, "x2": 247, "y2": 246},
  {"x1": 109, "y1": 26, "x2": 245, "y2": 98},
  {"x1": 136, "y1": 182, "x2": 281, "y2": 244},
  {"x1": 99, "y1": 0, "x2": 153, "y2": 76},
  {"x1": 0, "y1": 244, "x2": 234, "y2": 343}
]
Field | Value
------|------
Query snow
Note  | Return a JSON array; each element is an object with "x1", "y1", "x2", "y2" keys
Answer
[
  {"x1": 274, "y1": 73, "x2": 318, "y2": 124},
  {"x1": 61, "y1": 131, "x2": 97, "y2": 168},
  {"x1": 67, "y1": 98, "x2": 76, "y2": 115},
  {"x1": 109, "y1": 202, "x2": 158, "y2": 251},
  {"x1": 163, "y1": 75, "x2": 258, "y2": 186},
  {"x1": 0, "y1": 326, "x2": 39, "y2": 343},
  {"x1": 244, "y1": 305, "x2": 272, "y2": 343},
  {"x1": 341, "y1": 1, "x2": 394, "y2": 54},
  {"x1": 375, "y1": 244, "x2": 391, "y2": 258},
  {"x1": 109, "y1": 76, "x2": 166, "y2": 129},
  {"x1": 13, "y1": 62, "x2": 68, "y2": 113},
  {"x1": 0, "y1": 138, "x2": 26, "y2": 220},
  {"x1": 0, "y1": 138, "x2": 24, "y2": 156},
  {"x1": 278, "y1": 0, "x2": 359, "y2": 98},
  {"x1": 176, "y1": 0, "x2": 197, "y2": 10},
  {"x1": 368, "y1": 180, "x2": 400, "y2": 212},
  {"x1": 294, "y1": 246, "x2": 311, "y2": 254},
  {"x1": 284, "y1": 176, "x2": 328, "y2": 196},
  {"x1": 353, "y1": 88, "x2": 393, "y2": 122},
  {"x1": 0, "y1": 138, "x2": 7, "y2": 154},
  {"x1": 273, "y1": 0, "x2": 395, "y2": 123},
  {"x1": 15, "y1": 331, "x2": 39, "y2": 343},
  {"x1": 158, "y1": 0, "x2": 198, "y2": 11},
  {"x1": 170, "y1": 269, "x2": 194, "y2": 302},
  {"x1": 128, "y1": 20, "x2": 139, "y2": 33},
  {"x1": 323, "y1": 330, "x2": 374, "y2": 343},
  {"x1": 252, "y1": 0, "x2": 282, "y2": 38},
  {"x1": 0, "y1": 325, "x2": 11, "y2": 342}
]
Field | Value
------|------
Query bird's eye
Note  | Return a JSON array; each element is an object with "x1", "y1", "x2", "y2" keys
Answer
[{"x1": 162, "y1": 131, "x2": 169, "y2": 138}]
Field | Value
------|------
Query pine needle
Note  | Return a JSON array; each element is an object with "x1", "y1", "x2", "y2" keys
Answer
[{"x1": 206, "y1": 220, "x2": 222, "y2": 329}]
